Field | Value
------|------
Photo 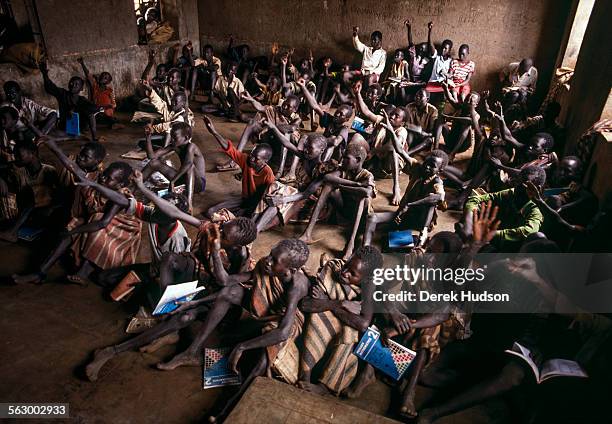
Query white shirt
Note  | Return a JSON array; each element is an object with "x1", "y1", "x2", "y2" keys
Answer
[
  {"x1": 428, "y1": 50, "x2": 452, "y2": 83},
  {"x1": 2, "y1": 97, "x2": 56, "y2": 130},
  {"x1": 504, "y1": 62, "x2": 538, "y2": 93},
  {"x1": 353, "y1": 35, "x2": 387, "y2": 76}
]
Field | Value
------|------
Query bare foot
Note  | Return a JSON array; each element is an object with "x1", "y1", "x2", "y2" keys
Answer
[
  {"x1": 297, "y1": 381, "x2": 330, "y2": 395},
  {"x1": 391, "y1": 191, "x2": 401, "y2": 206},
  {"x1": 0, "y1": 230, "x2": 18, "y2": 243},
  {"x1": 85, "y1": 347, "x2": 116, "y2": 382},
  {"x1": 66, "y1": 274, "x2": 91, "y2": 286},
  {"x1": 139, "y1": 332, "x2": 180, "y2": 353},
  {"x1": 12, "y1": 272, "x2": 45, "y2": 285},
  {"x1": 399, "y1": 397, "x2": 418, "y2": 419},
  {"x1": 341, "y1": 364, "x2": 375, "y2": 399},
  {"x1": 156, "y1": 351, "x2": 201, "y2": 370}
]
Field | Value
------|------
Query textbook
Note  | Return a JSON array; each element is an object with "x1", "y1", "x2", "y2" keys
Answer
[
  {"x1": 351, "y1": 116, "x2": 374, "y2": 135},
  {"x1": 505, "y1": 342, "x2": 588, "y2": 384},
  {"x1": 388, "y1": 230, "x2": 415, "y2": 249},
  {"x1": 17, "y1": 226, "x2": 44, "y2": 242},
  {"x1": 203, "y1": 347, "x2": 242, "y2": 389},
  {"x1": 110, "y1": 270, "x2": 141, "y2": 302},
  {"x1": 65, "y1": 112, "x2": 80, "y2": 136},
  {"x1": 152, "y1": 280, "x2": 205, "y2": 316},
  {"x1": 353, "y1": 326, "x2": 416, "y2": 380}
]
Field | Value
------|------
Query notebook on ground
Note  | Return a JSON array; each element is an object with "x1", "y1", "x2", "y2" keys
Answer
[
  {"x1": 203, "y1": 347, "x2": 242, "y2": 389},
  {"x1": 353, "y1": 326, "x2": 416, "y2": 380}
]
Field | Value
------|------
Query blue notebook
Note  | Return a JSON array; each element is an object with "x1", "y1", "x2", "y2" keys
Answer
[
  {"x1": 543, "y1": 187, "x2": 569, "y2": 197},
  {"x1": 351, "y1": 116, "x2": 374, "y2": 135},
  {"x1": 17, "y1": 226, "x2": 44, "y2": 242},
  {"x1": 203, "y1": 347, "x2": 242, "y2": 389},
  {"x1": 353, "y1": 326, "x2": 416, "y2": 380},
  {"x1": 389, "y1": 230, "x2": 414, "y2": 248},
  {"x1": 65, "y1": 112, "x2": 80, "y2": 136}
]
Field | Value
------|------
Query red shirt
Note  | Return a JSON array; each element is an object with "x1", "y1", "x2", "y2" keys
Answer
[{"x1": 223, "y1": 140, "x2": 275, "y2": 199}]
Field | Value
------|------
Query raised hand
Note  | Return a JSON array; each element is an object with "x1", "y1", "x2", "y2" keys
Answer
[
  {"x1": 323, "y1": 57, "x2": 332, "y2": 69},
  {"x1": 352, "y1": 26, "x2": 359, "y2": 36},
  {"x1": 76, "y1": 57, "x2": 84, "y2": 64},
  {"x1": 404, "y1": 19, "x2": 410, "y2": 27},
  {"x1": 202, "y1": 115, "x2": 216, "y2": 133},
  {"x1": 524, "y1": 181, "x2": 543, "y2": 202},
  {"x1": 427, "y1": 21, "x2": 434, "y2": 30},
  {"x1": 271, "y1": 42, "x2": 279, "y2": 55},
  {"x1": 131, "y1": 169, "x2": 144, "y2": 186},
  {"x1": 472, "y1": 200, "x2": 500, "y2": 243}
]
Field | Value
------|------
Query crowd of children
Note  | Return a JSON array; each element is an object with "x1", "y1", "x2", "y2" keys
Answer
[{"x1": 1, "y1": 18, "x2": 611, "y2": 424}]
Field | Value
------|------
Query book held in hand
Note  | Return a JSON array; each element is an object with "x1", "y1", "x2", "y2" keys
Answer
[
  {"x1": 65, "y1": 112, "x2": 80, "y2": 136},
  {"x1": 505, "y1": 342, "x2": 588, "y2": 384},
  {"x1": 351, "y1": 116, "x2": 374, "y2": 135},
  {"x1": 203, "y1": 347, "x2": 242, "y2": 389},
  {"x1": 152, "y1": 280, "x2": 205, "y2": 316},
  {"x1": 353, "y1": 326, "x2": 416, "y2": 380}
]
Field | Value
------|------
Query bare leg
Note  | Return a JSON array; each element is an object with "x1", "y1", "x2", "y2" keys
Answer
[
  {"x1": 417, "y1": 361, "x2": 526, "y2": 424},
  {"x1": 141, "y1": 158, "x2": 178, "y2": 182},
  {"x1": 400, "y1": 348, "x2": 429, "y2": 418},
  {"x1": 85, "y1": 308, "x2": 200, "y2": 381},
  {"x1": 299, "y1": 184, "x2": 334, "y2": 243},
  {"x1": 0, "y1": 206, "x2": 33, "y2": 242},
  {"x1": 189, "y1": 68, "x2": 197, "y2": 100},
  {"x1": 391, "y1": 152, "x2": 401, "y2": 206},
  {"x1": 286, "y1": 136, "x2": 306, "y2": 180},
  {"x1": 157, "y1": 284, "x2": 246, "y2": 370},
  {"x1": 276, "y1": 146, "x2": 288, "y2": 179},
  {"x1": 342, "y1": 362, "x2": 375, "y2": 399},
  {"x1": 254, "y1": 206, "x2": 279, "y2": 233},
  {"x1": 89, "y1": 114, "x2": 98, "y2": 141},
  {"x1": 13, "y1": 235, "x2": 73, "y2": 283},
  {"x1": 407, "y1": 136, "x2": 434, "y2": 156},
  {"x1": 205, "y1": 196, "x2": 244, "y2": 219},
  {"x1": 362, "y1": 211, "x2": 395, "y2": 246},
  {"x1": 342, "y1": 197, "x2": 367, "y2": 260}
]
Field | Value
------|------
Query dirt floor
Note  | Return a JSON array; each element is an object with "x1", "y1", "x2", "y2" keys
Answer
[{"x1": 0, "y1": 110, "x2": 504, "y2": 424}]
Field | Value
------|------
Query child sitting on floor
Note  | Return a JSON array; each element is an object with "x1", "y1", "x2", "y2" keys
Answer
[
  {"x1": 236, "y1": 92, "x2": 302, "y2": 177},
  {"x1": 0, "y1": 140, "x2": 59, "y2": 242},
  {"x1": 299, "y1": 143, "x2": 376, "y2": 260},
  {"x1": 211, "y1": 61, "x2": 245, "y2": 121},
  {"x1": 203, "y1": 116, "x2": 275, "y2": 218},
  {"x1": 362, "y1": 129, "x2": 448, "y2": 249},
  {"x1": 39, "y1": 60, "x2": 99, "y2": 141},
  {"x1": 12, "y1": 138, "x2": 106, "y2": 284},
  {"x1": 355, "y1": 83, "x2": 407, "y2": 205},
  {"x1": 141, "y1": 79, "x2": 194, "y2": 136},
  {"x1": 141, "y1": 121, "x2": 206, "y2": 209},
  {"x1": 253, "y1": 121, "x2": 338, "y2": 233},
  {"x1": 298, "y1": 246, "x2": 383, "y2": 395},
  {"x1": 77, "y1": 57, "x2": 121, "y2": 129},
  {"x1": 383, "y1": 49, "x2": 410, "y2": 105}
]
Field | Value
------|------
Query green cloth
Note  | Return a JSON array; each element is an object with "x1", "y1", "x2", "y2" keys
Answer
[{"x1": 465, "y1": 188, "x2": 543, "y2": 243}]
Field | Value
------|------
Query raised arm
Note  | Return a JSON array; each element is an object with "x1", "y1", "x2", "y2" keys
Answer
[
  {"x1": 426, "y1": 21, "x2": 435, "y2": 56},
  {"x1": 381, "y1": 110, "x2": 412, "y2": 164},
  {"x1": 263, "y1": 117, "x2": 301, "y2": 155},
  {"x1": 405, "y1": 19, "x2": 414, "y2": 47},
  {"x1": 132, "y1": 171, "x2": 200, "y2": 227},
  {"x1": 352, "y1": 26, "x2": 366, "y2": 53},
  {"x1": 280, "y1": 56, "x2": 291, "y2": 90},
  {"x1": 296, "y1": 79, "x2": 324, "y2": 116},
  {"x1": 141, "y1": 49, "x2": 156, "y2": 81},
  {"x1": 74, "y1": 174, "x2": 130, "y2": 209},
  {"x1": 353, "y1": 81, "x2": 380, "y2": 123},
  {"x1": 42, "y1": 137, "x2": 87, "y2": 180},
  {"x1": 241, "y1": 90, "x2": 266, "y2": 113},
  {"x1": 39, "y1": 61, "x2": 61, "y2": 97},
  {"x1": 202, "y1": 115, "x2": 229, "y2": 150}
]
